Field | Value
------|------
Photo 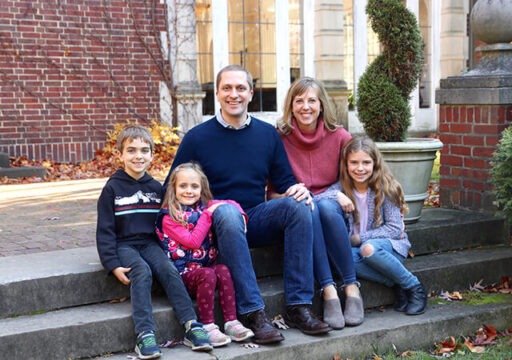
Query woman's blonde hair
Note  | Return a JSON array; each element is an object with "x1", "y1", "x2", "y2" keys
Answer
[
  {"x1": 162, "y1": 162, "x2": 213, "y2": 225},
  {"x1": 340, "y1": 136, "x2": 408, "y2": 228},
  {"x1": 277, "y1": 77, "x2": 340, "y2": 135}
]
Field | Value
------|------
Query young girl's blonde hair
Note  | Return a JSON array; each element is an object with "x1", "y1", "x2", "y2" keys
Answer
[
  {"x1": 340, "y1": 136, "x2": 408, "y2": 228},
  {"x1": 162, "y1": 162, "x2": 213, "y2": 225}
]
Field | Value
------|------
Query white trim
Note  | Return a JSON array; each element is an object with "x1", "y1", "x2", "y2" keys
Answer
[
  {"x1": 212, "y1": 0, "x2": 229, "y2": 114},
  {"x1": 353, "y1": 0, "x2": 367, "y2": 99},
  {"x1": 303, "y1": 0, "x2": 315, "y2": 76},
  {"x1": 275, "y1": 1, "x2": 290, "y2": 114}
]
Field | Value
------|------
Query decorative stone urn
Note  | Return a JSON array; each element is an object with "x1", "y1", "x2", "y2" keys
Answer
[
  {"x1": 471, "y1": 0, "x2": 512, "y2": 44},
  {"x1": 377, "y1": 138, "x2": 443, "y2": 224},
  {"x1": 465, "y1": 0, "x2": 512, "y2": 76}
]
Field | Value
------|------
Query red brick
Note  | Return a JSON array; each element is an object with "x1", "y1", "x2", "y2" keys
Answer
[
  {"x1": 450, "y1": 145, "x2": 471, "y2": 156},
  {"x1": 1, "y1": 0, "x2": 166, "y2": 162},
  {"x1": 473, "y1": 124, "x2": 500, "y2": 135},
  {"x1": 462, "y1": 135, "x2": 484, "y2": 146},
  {"x1": 464, "y1": 158, "x2": 488, "y2": 170},
  {"x1": 451, "y1": 123, "x2": 473, "y2": 133},
  {"x1": 472, "y1": 147, "x2": 497, "y2": 158}
]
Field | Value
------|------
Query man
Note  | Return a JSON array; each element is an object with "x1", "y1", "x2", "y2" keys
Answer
[{"x1": 163, "y1": 65, "x2": 331, "y2": 344}]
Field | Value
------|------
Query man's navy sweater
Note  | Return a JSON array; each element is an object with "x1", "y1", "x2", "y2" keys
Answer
[{"x1": 164, "y1": 117, "x2": 297, "y2": 210}]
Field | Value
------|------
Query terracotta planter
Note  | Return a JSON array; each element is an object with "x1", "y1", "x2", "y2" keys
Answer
[{"x1": 376, "y1": 138, "x2": 443, "y2": 224}]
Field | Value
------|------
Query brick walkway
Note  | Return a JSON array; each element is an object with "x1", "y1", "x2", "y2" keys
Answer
[{"x1": 0, "y1": 179, "x2": 107, "y2": 257}]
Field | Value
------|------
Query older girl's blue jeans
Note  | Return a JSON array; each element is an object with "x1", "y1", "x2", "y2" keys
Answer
[
  {"x1": 314, "y1": 199, "x2": 357, "y2": 289},
  {"x1": 212, "y1": 197, "x2": 315, "y2": 315},
  {"x1": 117, "y1": 242, "x2": 196, "y2": 334},
  {"x1": 351, "y1": 238, "x2": 420, "y2": 289}
]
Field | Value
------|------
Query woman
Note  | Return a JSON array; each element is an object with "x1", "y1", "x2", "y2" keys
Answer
[{"x1": 271, "y1": 77, "x2": 364, "y2": 328}]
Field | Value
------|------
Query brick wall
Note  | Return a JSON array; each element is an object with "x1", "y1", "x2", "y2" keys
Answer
[
  {"x1": 439, "y1": 104, "x2": 512, "y2": 210},
  {"x1": 0, "y1": 0, "x2": 167, "y2": 162}
]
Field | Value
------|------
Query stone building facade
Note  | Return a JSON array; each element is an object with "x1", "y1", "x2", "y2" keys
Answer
[{"x1": 1, "y1": 0, "x2": 474, "y2": 162}]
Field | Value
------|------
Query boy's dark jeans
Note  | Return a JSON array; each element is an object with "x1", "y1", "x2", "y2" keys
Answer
[{"x1": 118, "y1": 242, "x2": 196, "y2": 334}]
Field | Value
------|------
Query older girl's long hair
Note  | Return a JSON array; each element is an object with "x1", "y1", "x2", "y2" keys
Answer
[
  {"x1": 162, "y1": 162, "x2": 214, "y2": 225},
  {"x1": 340, "y1": 136, "x2": 408, "y2": 228},
  {"x1": 277, "y1": 77, "x2": 340, "y2": 135}
]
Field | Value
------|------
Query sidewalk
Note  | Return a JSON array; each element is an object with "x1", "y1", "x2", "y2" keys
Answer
[{"x1": 0, "y1": 178, "x2": 107, "y2": 257}]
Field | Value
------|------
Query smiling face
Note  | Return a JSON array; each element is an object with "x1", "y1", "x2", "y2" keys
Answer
[
  {"x1": 347, "y1": 150, "x2": 374, "y2": 192},
  {"x1": 175, "y1": 168, "x2": 202, "y2": 207},
  {"x1": 216, "y1": 70, "x2": 254, "y2": 127},
  {"x1": 118, "y1": 137, "x2": 153, "y2": 180},
  {"x1": 292, "y1": 87, "x2": 322, "y2": 132}
]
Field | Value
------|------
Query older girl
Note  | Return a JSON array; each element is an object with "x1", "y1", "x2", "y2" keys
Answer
[{"x1": 340, "y1": 136, "x2": 427, "y2": 315}]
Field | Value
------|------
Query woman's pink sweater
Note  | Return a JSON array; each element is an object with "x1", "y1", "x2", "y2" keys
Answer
[{"x1": 280, "y1": 118, "x2": 351, "y2": 195}]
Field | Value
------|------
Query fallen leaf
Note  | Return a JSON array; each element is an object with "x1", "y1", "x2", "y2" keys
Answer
[
  {"x1": 464, "y1": 339, "x2": 485, "y2": 353},
  {"x1": 109, "y1": 297, "x2": 128, "y2": 303},
  {"x1": 400, "y1": 350, "x2": 414, "y2": 357},
  {"x1": 159, "y1": 339, "x2": 182, "y2": 348},
  {"x1": 435, "y1": 336, "x2": 461, "y2": 354},
  {"x1": 439, "y1": 291, "x2": 463, "y2": 301},
  {"x1": 470, "y1": 279, "x2": 485, "y2": 292},
  {"x1": 272, "y1": 314, "x2": 289, "y2": 329}
]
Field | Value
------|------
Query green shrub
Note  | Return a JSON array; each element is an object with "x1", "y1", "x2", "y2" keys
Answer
[
  {"x1": 356, "y1": 0, "x2": 424, "y2": 142},
  {"x1": 490, "y1": 125, "x2": 512, "y2": 223}
]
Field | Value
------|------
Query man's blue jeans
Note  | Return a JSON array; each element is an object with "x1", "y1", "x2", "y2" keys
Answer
[
  {"x1": 314, "y1": 199, "x2": 357, "y2": 289},
  {"x1": 212, "y1": 197, "x2": 314, "y2": 315},
  {"x1": 118, "y1": 241, "x2": 196, "y2": 334},
  {"x1": 351, "y1": 238, "x2": 419, "y2": 289}
]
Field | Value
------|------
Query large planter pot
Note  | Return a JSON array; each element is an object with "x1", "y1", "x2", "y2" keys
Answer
[{"x1": 376, "y1": 138, "x2": 443, "y2": 224}]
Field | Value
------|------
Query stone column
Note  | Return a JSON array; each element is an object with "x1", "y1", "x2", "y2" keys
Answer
[
  {"x1": 164, "y1": 0, "x2": 205, "y2": 133},
  {"x1": 314, "y1": 0, "x2": 350, "y2": 128},
  {"x1": 435, "y1": 0, "x2": 512, "y2": 211}
]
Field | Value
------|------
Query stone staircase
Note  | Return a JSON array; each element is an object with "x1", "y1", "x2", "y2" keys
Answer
[{"x1": 1, "y1": 208, "x2": 511, "y2": 359}]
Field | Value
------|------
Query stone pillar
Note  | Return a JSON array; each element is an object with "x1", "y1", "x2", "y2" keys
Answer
[
  {"x1": 314, "y1": 0, "x2": 350, "y2": 128},
  {"x1": 164, "y1": 0, "x2": 205, "y2": 133},
  {"x1": 439, "y1": 1, "x2": 469, "y2": 78},
  {"x1": 435, "y1": 0, "x2": 512, "y2": 211}
]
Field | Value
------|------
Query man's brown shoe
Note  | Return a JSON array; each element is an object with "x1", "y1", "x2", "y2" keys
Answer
[
  {"x1": 241, "y1": 310, "x2": 284, "y2": 344},
  {"x1": 284, "y1": 305, "x2": 332, "y2": 335}
]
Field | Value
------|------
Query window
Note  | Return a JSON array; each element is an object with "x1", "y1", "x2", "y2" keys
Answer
[{"x1": 195, "y1": 0, "x2": 301, "y2": 115}]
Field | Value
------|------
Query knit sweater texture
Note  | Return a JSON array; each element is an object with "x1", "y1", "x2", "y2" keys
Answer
[
  {"x1": 348, "y1": 188, "x2": 411, "y2": 258},
  {"x1": 163, "y1": 116, "x2": 297, "y2": 210},
  {"x1": 279, "y1": 118, "x2": 351, "y2": 195}
]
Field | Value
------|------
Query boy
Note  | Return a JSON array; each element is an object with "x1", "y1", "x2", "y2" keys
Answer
[{"x1": 96, "y1": 126, "x2": 212, "y2": 359}]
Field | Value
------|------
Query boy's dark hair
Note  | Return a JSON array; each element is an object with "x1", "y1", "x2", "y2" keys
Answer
[{"x1": 116, "y1": 126, "x2": 154, "y2": 153}]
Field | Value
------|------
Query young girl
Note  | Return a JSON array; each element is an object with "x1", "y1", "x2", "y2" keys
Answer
[
  {"x1": 156, "y1": 162, "x2": 254, "y2": 347},
  {"x1": 340, "y1": 136, "x2": 427, "y2": 315}
]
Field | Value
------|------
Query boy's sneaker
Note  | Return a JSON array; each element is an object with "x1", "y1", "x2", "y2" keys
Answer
[
  {"x1": 224, "y1": 319, "x2": 255, "y2": 342},
  {"x1": 135, "y1": 330, "x2": 161, "y2": 359},
  {"x1": 203, "y1": 323, "x2": 231, "y2": 347},
  {"x1": 184, "y1": 321, "x2": 213, "y2": 351}
]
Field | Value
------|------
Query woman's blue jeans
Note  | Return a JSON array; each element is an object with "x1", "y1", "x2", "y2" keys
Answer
[
  {"x1": 314, "y1": 199, "x2": 357, "y2": 289},
  {"x1": 117, "y1": 242, "x2": 196, "y2": 334},
  {"x1": 351, "y1": 238, "x2": 419, "y2": 289},
  {"x1": 212, "y1": 197, "x2": 315, "y2": 315}
]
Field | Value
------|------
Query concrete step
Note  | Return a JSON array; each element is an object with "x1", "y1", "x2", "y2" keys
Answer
[
  {"x1": 1, "y1": 209, "x2": 508, "y2": 318},
  {"x1": 1, "y1": 246, "x2": 511, "y2": 359},
  {"x1": 2, "y1": 297, "x2": 512, "y2": 360},
  {"x1": 95, "y1": 302, "x2": 512, "y2": 360}
]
